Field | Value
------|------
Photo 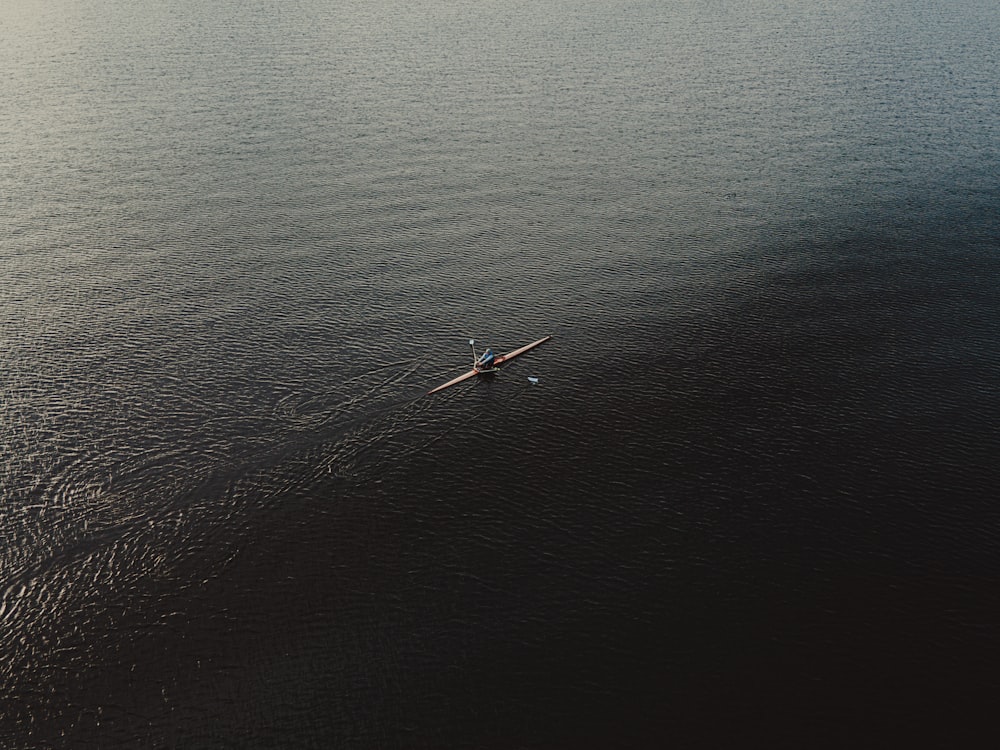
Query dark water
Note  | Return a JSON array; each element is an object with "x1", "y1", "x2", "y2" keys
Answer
[{"x1": 3, "y1": 0, "x2": 999, "y2": 745}]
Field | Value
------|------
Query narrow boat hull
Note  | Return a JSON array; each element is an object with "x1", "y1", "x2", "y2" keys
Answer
[
  {"x1": 492, "y1": 335, "x2": 552, "y2": 366},
  {"x1": 428, "y1": 336, "x2": 551, "y2": 395}
]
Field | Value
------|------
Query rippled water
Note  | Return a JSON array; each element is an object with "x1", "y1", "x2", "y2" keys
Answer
[{"x1": 3, "y1": 0, "x2": 1000, "y2": 745}]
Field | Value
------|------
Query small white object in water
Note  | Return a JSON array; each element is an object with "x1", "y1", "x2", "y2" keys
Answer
[{"x1": 527, "y1": 377, "x2": 540, "y2": 384}]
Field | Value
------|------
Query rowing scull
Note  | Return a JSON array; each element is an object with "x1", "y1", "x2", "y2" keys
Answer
[{"x1": 428, "y1": 336, "x2": 552, "y2": 395}]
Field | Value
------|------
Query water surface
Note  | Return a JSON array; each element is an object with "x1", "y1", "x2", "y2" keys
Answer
[{"x1": 2, "y1": 0, "x2": 999, "y2": 745}]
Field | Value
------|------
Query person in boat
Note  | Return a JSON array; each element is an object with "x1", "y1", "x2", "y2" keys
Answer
[{"x1": 475, "y1": 348, "x2": 496, "y2": 371}]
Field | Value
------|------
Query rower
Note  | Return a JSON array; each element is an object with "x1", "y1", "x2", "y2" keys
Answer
[
  {"x1": 476, "y1": 348, "x2": 496, "y2": 371},
  {"x1": 469, "y1": 339, "x2": 496, "y2": 372}
]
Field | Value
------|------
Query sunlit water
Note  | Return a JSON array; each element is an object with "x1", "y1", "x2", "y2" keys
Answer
[{"x1": 2, "y1": 0, "x2": 999, "y2": 745}]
